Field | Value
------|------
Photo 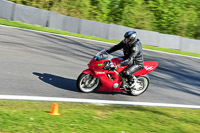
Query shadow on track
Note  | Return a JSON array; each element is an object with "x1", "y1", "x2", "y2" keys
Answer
[
  {"x1": 33, "y1": 72, "x2": 79, "y2": 92},
  {"x1": 32, "y1": 72, "x2": 129, "y2": 96}
]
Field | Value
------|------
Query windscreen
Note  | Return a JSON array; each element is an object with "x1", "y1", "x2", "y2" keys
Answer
[{"x1": 94, "y1": 49, "x2": 113, "y2": 61}]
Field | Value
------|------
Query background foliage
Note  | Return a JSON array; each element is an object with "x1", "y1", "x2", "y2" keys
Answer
[{"x1": 8, "y1": 0, "x2": 200, "y2": 39}]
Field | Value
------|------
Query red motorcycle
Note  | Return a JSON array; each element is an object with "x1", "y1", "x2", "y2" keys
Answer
[{"x1": 76, "y1": 50, "x2": 158, "y2": 96}]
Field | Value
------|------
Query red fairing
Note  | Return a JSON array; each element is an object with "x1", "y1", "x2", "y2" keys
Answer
[
  {"x1": 134, "y1": 61, "x2": 158, "y2": 76},
  {"x1": 82, "y1": 69, "x2": 95, "y2": 76},
  {"x1": 88, "y1": 57, "x2": 108, "y2": 71}
]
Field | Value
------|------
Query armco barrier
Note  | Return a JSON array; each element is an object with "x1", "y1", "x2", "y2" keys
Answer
[
  {"x1": 107, "y1": 24, "x2": 133, "y2": 41},
  {"x1": 79, "y1": 19, "x2": 109, "y2": 39},
  {"x1": 13, "y1": 4, "x2": 49, "y2": 27},
  {"x1": 0, "y1": 0, "x2": 14, "y2": 20},
  {"x1": 159, "y1": 34, "x2": 181, "y2": 49},
  {"x1": 181, "y1": 38, "x2": 200, "y2": 54},
  {"x1": 63, "y1": 16, "x2": 81, "y2": 33},
  {"x1": 48, "y1": 12, "x2": 65, "y2": 30},
  {"x1": 135, "y1": 29, "x2": 159, "y2": 47}
]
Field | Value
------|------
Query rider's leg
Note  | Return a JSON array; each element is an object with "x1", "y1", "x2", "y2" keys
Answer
[{"x1": 122, "y1": 65, "x2": 143, "y2": 83}]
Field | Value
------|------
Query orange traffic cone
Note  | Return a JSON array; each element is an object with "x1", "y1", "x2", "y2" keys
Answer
[{"x1": 50, "y1": 103, "x2": 61, "y2": 116}]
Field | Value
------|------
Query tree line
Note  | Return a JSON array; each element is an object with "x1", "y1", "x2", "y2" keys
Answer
[{"x1": 9, "y1": 0, "x2": 200, "y2": 39}]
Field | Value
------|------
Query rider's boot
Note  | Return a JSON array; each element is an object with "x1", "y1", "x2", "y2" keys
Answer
[
  {"x1": 128, "y1": 75, "x2": 138, "y2": 88},
  {"x1": 128, "y1": 75, "x2": 135, "y2": 84},
  {"x1": 120, "y1": 75, "x2": 136, "y2": 90}
]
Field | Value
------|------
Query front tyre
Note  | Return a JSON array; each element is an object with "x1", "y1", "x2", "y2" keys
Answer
[
  {"x1": 76, "y1": 73, "x2": 99, "y2": 93},
  {"x1": 128, "y1": 75, "x2": 150, "y2": 96}
]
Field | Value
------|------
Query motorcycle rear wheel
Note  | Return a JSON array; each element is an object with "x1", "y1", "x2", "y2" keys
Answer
[
  {"x1": 128, "y1": 75, "x2": 150, "y2": 96},
  {"x1": 76, "y1": 73, "x2": 99, "y2": 93}
]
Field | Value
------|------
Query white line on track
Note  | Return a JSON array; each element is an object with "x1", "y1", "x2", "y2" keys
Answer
[
  {"x1": 0, "y1": 95, "x2": 200, "y2": 109},
  {"x1": 0, "y1": 24, "x2": 200, "y2": 60}
]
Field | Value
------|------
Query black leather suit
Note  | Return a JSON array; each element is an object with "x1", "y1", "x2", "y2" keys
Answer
[{"x1": 106, "y1": 39, "x2": 144, "y2": 81}]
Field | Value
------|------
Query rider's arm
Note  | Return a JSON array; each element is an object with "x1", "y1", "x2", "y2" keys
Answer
[
  {"x1": 119, "y1": 41, "x2": 141, "y2": 66},
  {"x1": 106, "y1": 40, "x2": 124, "y2": 54}
]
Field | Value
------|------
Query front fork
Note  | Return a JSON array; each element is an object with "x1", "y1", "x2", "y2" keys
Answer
[
  {"x1": 82, "y1": 69, "x2": 97, "y2": 87},
  {"x1": 89, "y1": 77, "x2": 97, "y2": 85}
]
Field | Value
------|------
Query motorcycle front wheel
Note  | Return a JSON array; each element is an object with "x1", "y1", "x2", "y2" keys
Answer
[
  {"x1": 76, "y1": 73, "x2": 99, "y2": 93},
  {"x1": 128, "y1": 75, "x2": 150, "y2": 96}
]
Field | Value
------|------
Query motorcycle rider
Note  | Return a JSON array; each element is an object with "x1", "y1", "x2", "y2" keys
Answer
[{"x1": 106, "y1": 31, "x2": 144, "y2": 84}]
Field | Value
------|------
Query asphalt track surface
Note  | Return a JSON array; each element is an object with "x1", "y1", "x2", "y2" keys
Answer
[{"x1": 0, "y1": 26, "x2": 199, "y2": 106}]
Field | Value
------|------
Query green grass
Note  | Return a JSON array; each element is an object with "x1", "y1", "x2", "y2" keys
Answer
[
  {"x1": 0, "y1": 18, "x2": 119, "y2": 44},
  {"x1": 0, "y1": 18, "x2": 200, "y2": 58},
  {"x1": 143, "y1": 45, "x2": 200, "y2": 58},
  {"x1": 0, "y1": 100, "x2": 200, "y2": 133}
]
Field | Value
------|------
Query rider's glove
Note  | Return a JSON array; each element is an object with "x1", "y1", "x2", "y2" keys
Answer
[{"x1": 110, "y1": 63, "x2": 121, "y2": 71}]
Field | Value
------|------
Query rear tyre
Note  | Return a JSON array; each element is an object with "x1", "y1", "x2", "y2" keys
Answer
[
  {"x1": 128, "y1": 75, "x2": 150, "y2": 96},
  {"x1": 76, "y1": 73, "x2": 99, "y2": 93}
]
